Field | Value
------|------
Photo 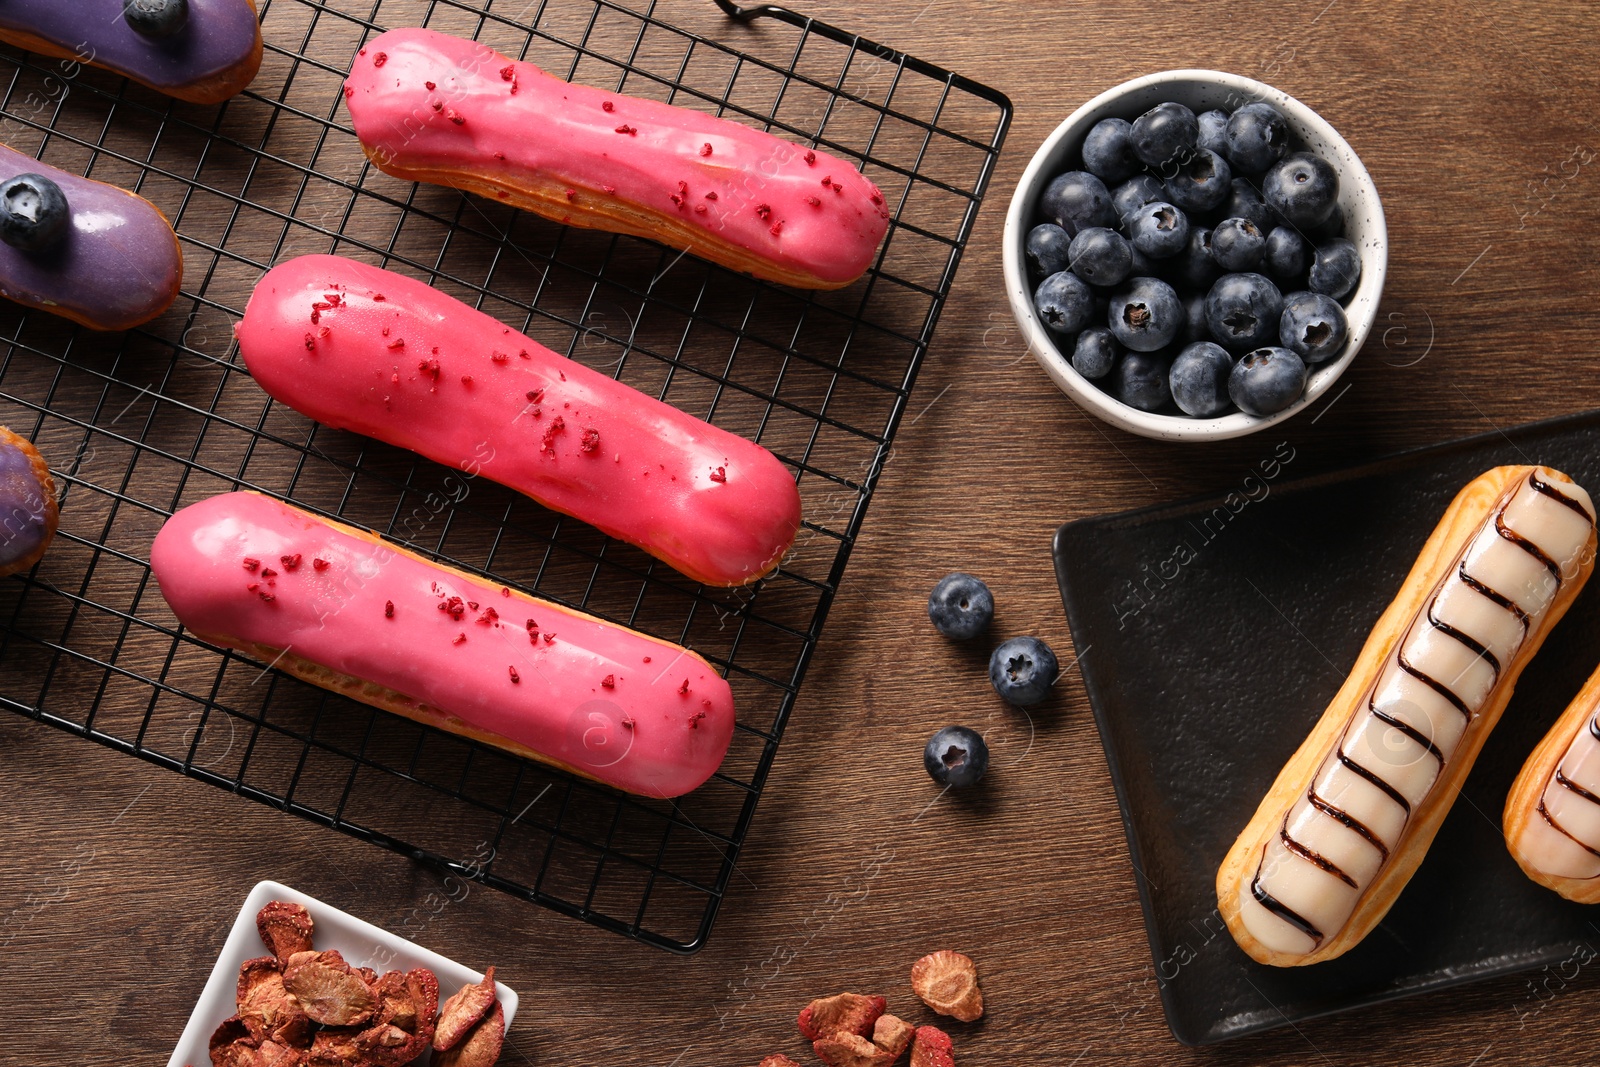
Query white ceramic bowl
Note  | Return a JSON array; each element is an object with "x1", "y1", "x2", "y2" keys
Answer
[
  {"x1": 1002, "y1": 70, "x2": 1387, "y2": 441},
  {"x1": 168, "y1": 880, "x2": 519, "y2": 1067}
]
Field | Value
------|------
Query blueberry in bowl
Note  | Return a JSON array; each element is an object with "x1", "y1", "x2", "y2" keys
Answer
[{"x1": 1004, "y1": 69, "x2": 1385, "y2": 441}]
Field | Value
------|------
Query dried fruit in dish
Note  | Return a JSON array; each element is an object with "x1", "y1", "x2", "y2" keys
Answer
[
  {"x1": 256, "y1": 901, "x2": 315, "y2": 963},
  {"x1": 434, "y1": 966, "x2": 497, "y2": 1051},
  {"x1": 281, "y1": 950, "x2": 378, "y2": 1028},
  {"x1": 237, "y1": 955, "x2": 311, "y2": 1045},
  {"x1": 908, "y1": 951, "x2": 982, "y2": 1022},
  {"x1": 433, "y1": 1000, "x2": 505, "y2": 1067}
]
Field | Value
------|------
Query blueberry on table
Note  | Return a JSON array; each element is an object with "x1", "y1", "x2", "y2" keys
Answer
[
  {"x1": 1109, "y1": 276, "x2": 1181, "y2": 353},
  {"x1": 1197, "y1": 109, "x2": 1230, "y2": 157},
  {"x1": 1082, "y1": 117, "x2": 1142, "y2": 183},
  {"x1": 924, "y1": 726, "x2": 990, "y2": 788},
  {"x1": 1170, "y1": 341, "x2": 1236, "y2": 417},
  {"x1": 1169, "y1": 227, "x2": 1221, "y2": 290},
  {"x1": 1205, "y1": 272, "x2": 1284, "y2": 352},
  {"x1": 1163, "y1": 148, "x2": 1232, "y2": 213},
  {"x1": 1039, "y1": 170, "x2": 1116, "y2": 237},
  {"x1": 1128, "y1": 201, "x2": 1189, "y2": 259},
  {"x1": 1229, "y1": 346, "x2": 1307, "y2": 416},
  {"x1": 1280, "y1": 291, "x2": 1349, "y2": 363},
  {"x1": 1263, "y1": 151, "x2": 1339, "y2": 228},
  {"x1": 123, "y1": 0, "x2": 189, "y2": 37},
  {"x1": 1113, "y1": 348, "x2": 1174, "y2": 412},
  {"x1": 1067, "y1": 226, "x2": 1133, "y2": 286},
  {"x1": 1034, "y1": 271, "x2": 1094, "y2": 336},
  {"x1": 927, "y1": 572, "x2": 994, "y2": 640},
  {"x1": 1072, "y1": 327, "x2": 1120, "y2": 380},
  {"x1": 1025, "y1": 223, "x2": 1073, "y2": 280},
  {"x1": 988, "y1": 636, "x2": 1059, "y2": 707},
  {"x1": 1211, "y1": 217, "x2": 1266, "y2": 272},
  {"x1": 1130, "y1": 102, "x2": 1199, "y2": 168},
  {"x1": 1224, "y1": 102, "x2": 1290, "y2": 174},
  {"x1": 1308, "y1": 238, "x2": 1362, "y2": 300},
  {"x1": 0, "y1": 174, "x2": 70, "y2": 253},
  {"x1": 1262, "y1": 226, "x2": 1309, "y2": 281},
  {"x1": 1112, "y1": 174, "x2": 1167, "y2": 225},
  {"x1": 1223, "y1": 178, "x2": 1282, "y2": 233}
]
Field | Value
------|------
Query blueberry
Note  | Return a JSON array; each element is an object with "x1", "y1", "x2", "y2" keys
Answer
[
  {"x1": 1040, "y1": 170, "x2": 1116, "y2": 237},
  {"x1": 1309, "y1": 201, "x2": 1346, "y2": 241},
  {"x1": 1197, "y1": 109, "x2": 1230, "y2": 156},
  {"x1": 1127, "y1": 200, "x2": 1190, "y2": 260},
  {"x1": 1224, "y1": 102, "x2": 1290, "y2": 174},
  {"x1": 1108, "y1": 276, "x2": 1181, "y2": 352},
  {"x1": 988, "y1": 636, "x2": 1059, "y2": 706},
  {"x1": 1025, "y1": 223, "x2": 1073, "y2": 281},
  {"x1": 1263, "y1": 151, "x2": 1339, "y2": 228},
  {"x1": 1279, "y1": 291, "x2": 1349, "y2": 364},
  {"x1": 1068, "y1": 226, "x2": 1133, "y2": 286},
  {"x1": 1308, "y1": 238, "x2": 1361, "y2": 300},
  {"x1": 1034, "y1": 271, "x2": 1094, "y2": 336},
  {"x1": 1205, "y1": 272, "x2": 1284, "y2": 352},
  {"x1": 1112, "y1": 348, "x2": 1173, "y2": 412},
  {"x1": 1181, "y1": 291, "x2": 1210, "y2": 343},
  {"x1": 1169, "y1": 226, "x2": 1221, "y2": 290},
  {"x1": 1170, "y1": 341, "x2": 1236, "y2": 417},
  {"x1": 0, "y1": 174, "x2": 70, "y2": 253},
  {"x1": 123, "y1": 0, "x2": 188, "y2": 38},
  {"x1": 1130, "y1": 102, "x2": 1199, "y2": 168},
  {"x1": 1229, "y1": 346, "x2": 1307, "y2": 416},
  {"x1": 1222, "y1": 178, "x2": 1282, "y2": 232},
  {"x1": 1162, "y1": 148, "x2": 1231, "y2": 212},
  {"x1": 1112, "y1": 174, "x2": 1167, "y2": 225},
  {"x1": 924, "y1": 725, "x2": 989, "y2": 787},
  {"x1": 1211, "y1": 217, "x2": 1266, "y2": 272},
  {"x1": 1082, "y1": 117, "x2": 1142, "y2": 183},
  {"x1": 1262, "y1": 226, "x2": 1309, "y2": 281},
  {"x1": 927, "y1": 572, "x2": 994, "y2": 639},
  {"x1": 1072, "y1": 327, "x2": 1120, "y2": 379}
]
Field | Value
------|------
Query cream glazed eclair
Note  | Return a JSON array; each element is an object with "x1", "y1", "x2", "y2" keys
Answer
[
  {"x1": 150, "y1": 491, "x2": 736, "y2": 798},
  {"x1": 1505, "y1": 661, "x2": 1600, "y2": 901},
  {"x1": 342, "y1": 27, "x2": 889, "y2": 290},
  {"x1": 1217, "y1": 466, "x2": 1596, "y2": 967}
]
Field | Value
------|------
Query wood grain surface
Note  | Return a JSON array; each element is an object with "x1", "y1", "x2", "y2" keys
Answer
[{"x1": 5, "y1": 1, "x2": 1600, "y2": 1064}]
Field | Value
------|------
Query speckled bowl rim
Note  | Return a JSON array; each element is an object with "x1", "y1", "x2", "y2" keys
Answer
[{"x1": 1001, "y1": 69, "x2": 1388, "y2": 442}]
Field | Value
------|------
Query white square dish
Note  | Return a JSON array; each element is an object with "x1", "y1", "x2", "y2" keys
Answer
[{"x1": 168, "y1": 880, "x2": 519, "y2": 1066}]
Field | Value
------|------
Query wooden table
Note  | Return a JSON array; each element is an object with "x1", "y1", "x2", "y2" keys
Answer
[{"x1": 4, "y1": 1, "x2": 1599, "y2": 1063}]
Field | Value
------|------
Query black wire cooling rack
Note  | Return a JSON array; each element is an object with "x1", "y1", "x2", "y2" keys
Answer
[{"x1": 0, "y1": 0, "x2": 1009, "y2": 950}]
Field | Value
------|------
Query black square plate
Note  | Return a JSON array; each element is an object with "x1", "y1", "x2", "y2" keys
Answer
[{"x1": 1054, "y1": 410, "x2": 1600, "y2": 1045}]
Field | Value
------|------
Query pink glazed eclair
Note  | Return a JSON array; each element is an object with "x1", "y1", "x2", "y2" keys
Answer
[
  {"x1": 151, "y1": 491, "x2": 736, "y2": 798},
  {"x1": 342, "y1": 27, "x2": 889, "y2": 290},
  {"x1": 236, "y1": 255, "x2": 801, "y2": 587}
]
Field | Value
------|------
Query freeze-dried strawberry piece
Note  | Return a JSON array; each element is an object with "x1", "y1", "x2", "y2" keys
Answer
[
  {"x1": 355, "y1": 966, "x2": 379, "y2": 985},
  {"x1": 797, "y1": 993, "x2": 886, "y2": 1040},
  {"x1": 909, "y1": 951, "x2": 983, "y2": 1022},
  {"x1": 281, "y1": 949, "x2": 377, "y2": 1027},
  {"x1": 256, "y1": 1039, "x2": 306, "y2": 1067},
  {"x1": 237, "y1": 956, "x2": 311, "y2": 1045},
  {"x1": 357, "y1": 968, "x2": 440, "y2": 1066},
  {"x1": 872, "y1": 1015, "x2": 916, "y2": 1062},
  {"x1": 757, "y1": 1058, "x2": 804, "y2": 1067},
  {"x1": 256, "y1": 901, "x2": 315, "y2": 963},
  {"x1": 306, "y1": 1027, "x2": 365, "y2": 1066},
  {"x1": 813, "y1": 1030, "x2": 894, "y2": 1067},
  {"x1": 433, "y1": 1000, "x2": 505, "y2": 1067},
  {"x1": 908, "y1": 1026, "x2": 954, "y2": 1067},
  {"x1": 209, "y1": 1016, "x2": 260, "y2": 1067},
  {"x1": 434, "y1": 966, "x2": 498, "y2": 1051}
]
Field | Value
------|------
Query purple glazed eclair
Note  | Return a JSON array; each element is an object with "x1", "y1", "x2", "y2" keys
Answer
[
  {"x1": 0, "y1": 426, "x2": 57, "y2": 577},
  {"x1": 0, "y1": 0, "x2": 262, "y2": 105},
  {"x1": 0, "y1": 143, "x2": 183, "y2": 330}
]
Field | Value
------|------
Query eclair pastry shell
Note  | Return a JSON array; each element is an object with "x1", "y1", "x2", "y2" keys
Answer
[{"x1": 1504, "y1": 663, "x2": 1600, "y2": 903}]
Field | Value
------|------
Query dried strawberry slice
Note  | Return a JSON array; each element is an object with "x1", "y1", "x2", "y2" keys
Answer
[
  {"x1": 356, "y1": 968, "x2": 440, "y2": 1066},
  {"x1": 237, "y1": 956, "x2": 312, "y2": 1045},
  {"x1": 209, "y1": 1016, "x2": 261, "y2": 1067},
  {"x1": 256, "y1": 901, "x2": 315, "y2": 963},
  {"x1": 433, "y1": 1000, "x2": 505, "y2": 1067},
  {"x1": 872, "y1": 1015, "x2": 916, "y2": 1062},
  {"x1": 813, "y1": 1031, "x2": 895, "y2": 1067},
  {"x1": 797, "y1": 993, "x2": 886, "y2": 1041},
  {"x1": 306, "y1": 1027, "x2": 366, "y2": 1067},
  {"x1": 256, "y1": 1039, "x2": 306, "y2": 1067},
  {"x1": 281, "y1": 949, "x2": 377, "y2": 1027},
  {"x1": 909, "y1": 951, "x2": 982, "y2": 1022},
  {"x1": 908, "y1": 1026, "x2": 955, "y2": 1067},
  {"x1": 434, "y1": 966, "x2": 498, "y2": 1051}
]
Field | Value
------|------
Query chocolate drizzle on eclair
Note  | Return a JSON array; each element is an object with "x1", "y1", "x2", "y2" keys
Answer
[{"x1": 1250, "y1": 470, "x2": 1595, "y2": 949}]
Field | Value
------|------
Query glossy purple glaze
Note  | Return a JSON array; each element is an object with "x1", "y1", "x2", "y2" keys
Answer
[
  {"x1": 0, "y1": 0, "x2": 258, "y2": 94},
  {"x1": 0, "y1": 142, "x2": 182, "y2": 329},
  {"x1": 0, "y1": 439, "x2": 50, "y2": 569}
]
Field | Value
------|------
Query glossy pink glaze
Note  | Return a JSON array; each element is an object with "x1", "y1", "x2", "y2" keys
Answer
[
  {"x1": 343, "y1": 27, "x2": 888, "y2": 287},
  {"x1": 237, "y1": 255, "x2": 801, "y2": 587},
  {"x1": 151, "y1": 491, "x2": 735, "y2": 797}
]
